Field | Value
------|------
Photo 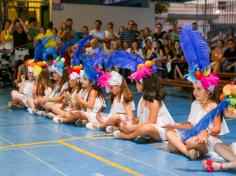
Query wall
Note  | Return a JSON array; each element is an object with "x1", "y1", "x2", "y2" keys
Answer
[{"x1": 52, "y1": 2, "x2": 155, "y2": 32}]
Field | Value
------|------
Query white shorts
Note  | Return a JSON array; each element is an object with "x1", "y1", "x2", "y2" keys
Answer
[
  {"x1": 207, "y1": 136, "x2": 223, "y2": 159},
  {"x1": 231, "y1": 142, "x2": 236, "y2": 155},
  {"x1": 85, "y1": 112, "x2": 98, "y2": 123},
  {"x1": 150, "y1": 124, "x2": 167, "y2": 141},
  {"x1": 15, "y1": 48, "x2": 29, "y2": 61}
]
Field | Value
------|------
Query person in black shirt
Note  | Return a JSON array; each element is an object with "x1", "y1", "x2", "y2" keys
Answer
[
  {"x1": 222, "y1": 39, "x2": 236, "y2": 72},
  {"x1": 153, "y1": 23, "x2": 166, "y2": 41},
  {"x1": 11, "y1": 19, "x2": 29, "y2": 80}
]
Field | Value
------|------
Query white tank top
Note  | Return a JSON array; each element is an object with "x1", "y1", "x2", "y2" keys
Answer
[
  {"x1": 23, "y1": 80, "x2": 34, "y2": 97},
  {"x1": 109, "y1": 95, "x2": 135, "y2": 116},
  {"x1": 137, "y1": 97, "x2": 175, "y2": 126},
  {"x1": 188, "y1": 100, "x2": 230, "y2": 135},
  {"x1": 78, "y1": 89, "x2": 106, "y2": 113}
]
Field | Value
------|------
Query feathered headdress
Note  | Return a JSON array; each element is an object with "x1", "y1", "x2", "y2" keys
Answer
[
  {"x1": 179, "y1": 24, "x2": 219, "y2": 91},
  {"x1": 181, "y1": 83, "x2": 235, "y2": 141},
  {"x1": 54, "y1": 57, "x2": 65, "y2": 76},
  {"x1": 129, "y1": 60, "x2": 158, "y2": 82},
  {"x1": 81, "y1": 54, "x2": 102, "y2": 84}
]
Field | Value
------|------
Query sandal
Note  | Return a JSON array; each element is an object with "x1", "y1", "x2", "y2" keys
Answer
[
  {"x1": 75, "y1": 119, "x2": 88, "y2": 127},
  {"x1": 202, "y1": 159, "x2": 223, "y2": 172},
  {"x1": 187, "y1": 149, "x2": 200, "y2": 160}
]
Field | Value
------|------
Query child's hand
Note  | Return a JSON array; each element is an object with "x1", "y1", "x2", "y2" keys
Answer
[
  {"x1": 197, "y1": 131, "x2": 209, "y2": 144},
  {"x1": 21, "y1": 75, "x2": 25, "y2": 82},
  {"x1": 162, "y1": 124, "x2": 176, "y2": 130}
]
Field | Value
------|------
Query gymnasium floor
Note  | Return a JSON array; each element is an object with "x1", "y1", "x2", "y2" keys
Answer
[{"x1": 0, "y1": 86, "x2": 235, "y2": 176}]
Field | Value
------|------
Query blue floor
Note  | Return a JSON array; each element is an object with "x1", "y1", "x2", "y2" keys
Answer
[{"x1": 0, "y1": 86, "x2": 235, "y2": 176}]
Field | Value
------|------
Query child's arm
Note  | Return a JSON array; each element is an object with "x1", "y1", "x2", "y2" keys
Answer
[
  {"x1": 224, "y1": 110, "x2": 236, "y2": 119},
  {"x1": 162, "y1": 122, "x2": 193, "y2": 131},
  {"x1": 209, "y1": 115, "x2": 222, "y2": 136},
  {"x1": 123, "y1": 102, "x2": 135, "y2": 122},
  {"x1": 77, "y1": 89, "x2": 97, "y2": 109}
]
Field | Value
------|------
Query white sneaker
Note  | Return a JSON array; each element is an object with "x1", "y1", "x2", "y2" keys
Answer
[
  {"x1": 113, "y1": 130, "x2": 121, "y2": 138},
  {"x1": 27, "y1": 108, "x2": 35, "y2": 114},
  {"x1": 53, "y1": 117, "x2": 60, "y2": 123},
  {"x1": 86, "y1": 123, "x2": 99, "y2": 130},
  {"x1": 106, "y1": 126, "x2": 119, "y2": 133},
  {"x1": 35, "y1": 110, "x2": 43, "y2": 116}
]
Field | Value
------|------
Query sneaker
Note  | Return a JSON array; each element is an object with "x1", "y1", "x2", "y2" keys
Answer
[
  {"x1": 86, "y1": 123, "x2": 99, "y2": 130},
  {"x1": 187, "y1": 149, "x2": 200, "y2": 160},
  {"x1": 53, "y1": 117, "x2": 61, "y2": 123},
  {"x1": 113, "y1": 130, "x2": 121, "y2": 138},
  {"x1": 27, "y1": 108, "x2": 36, "y2": 114},
  {"x1": 46, "y1": 112, "x2": 56, "y2": 119},
  {"x1": 75, "y1": 119, "x2": 88, "y2": 127},
  {"x1": 167, "y1": 143, "x2": 178, "y2": 152},
  {"x1": 134, "y1": 136, "x2": 153, "y2": 144},
  {"x1": 106, "y1": 126, "x2": 119, "y2": 133},
  {"x1": 35, "y1": 110, "x2": 44, "y2": 116}
]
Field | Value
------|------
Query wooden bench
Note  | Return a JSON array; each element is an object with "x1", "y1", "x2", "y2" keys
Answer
[
  {"x1": 160, "y1": 78, "x2": 233, "y2": 99},
  {"x1": 217, "y1": 72, "x2": 236, "y2": 80}
]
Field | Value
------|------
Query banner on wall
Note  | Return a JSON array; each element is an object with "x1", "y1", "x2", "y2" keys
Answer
[{"x1": 52, "y1": 2, "x2": 64, "y2": 11}]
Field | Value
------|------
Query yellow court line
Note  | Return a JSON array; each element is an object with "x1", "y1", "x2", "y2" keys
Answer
[
  {"x1": 58, "y1": 141, "x2": 142, "y2": 176},
  {"x1": 0, "y1": 134, "x2": 112, "y2": 151}
]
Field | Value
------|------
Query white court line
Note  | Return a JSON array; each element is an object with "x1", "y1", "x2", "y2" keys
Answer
[
  {"x1": 0, "y1": 135, "x2": 67, "y2": 176},
  {"x1": 24, "y1": 150, "x2": 67, "y2": 176},
  {"x1": 41, "y1": 125, "x2": 179, "y2": 176}
]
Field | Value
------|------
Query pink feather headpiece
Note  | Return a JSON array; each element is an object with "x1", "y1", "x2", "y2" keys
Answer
[{"x1": 129, "y1": 61, "x2": 156, "y2": 82}]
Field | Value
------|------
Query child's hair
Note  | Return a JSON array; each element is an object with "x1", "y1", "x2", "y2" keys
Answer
[
  {"x1": 36, "y1": 68, "x2": 53, "y2": 96},
  {"x1": 142, "y1": 73, "x2": 165, "y2": 102},
  {"x1": 23, "y1": 54, "x2": 31, "y2": 63},
  {"x1": 90, "y1": 82, "x2": 106, "y2": 112},
  {"x1": 46, "y1": 54, "x2": 54, "y2": 62},
  {"x1": 208, "y1": 89, "x2": 220, "y2": 104},
  {"x1": 110, "y1": 77, "x2": 133, "y2": 104},
  {"x1": 58, "y1": 67, "x2": 69, "y2": 92},
  {"x1": 68, "y1": 81, "x2": 82, "y2": 94}
]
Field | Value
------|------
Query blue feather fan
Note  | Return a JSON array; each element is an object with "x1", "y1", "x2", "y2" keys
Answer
[
  {"x1": 179, "y1": 24, "x2": 210, "y2": 70},
  {"x1": 182, "y1": 100, "x2": 229, "y2": 142}
]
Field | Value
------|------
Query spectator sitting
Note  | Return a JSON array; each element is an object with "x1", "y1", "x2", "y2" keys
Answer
[
  {"x1": 66, "y1": 18, "x2": 77, "y2": 39},
  {"x1": 169, "y1": 23, "x2": 179, "y2": 42},
  {"x1": 153, "y1": 23, "x2": 166, "y2": 42},
  {"x1": 122, "y1": 41, "x2": 130, "y2": 51},
  {"x1": 27, "y1": 17, "x2": 39, "y2": 58},
  {"x1": 15, "y1": 54, "x2": 31, "y2": 85},
  {"x1": 168, "y1": 40, "x2": 187, "y2": 79},
  {"x1": 0, "y1": 20, "x2": 13, "y2": 50},
  {"x1": 81, "y1": 26, "x2": 89, "y2": 38},
  {"x1": 105, "y1": 22, "x2": 116, "y2": 41},
  {"x1": 36, "y1": 27, "x2": 45, "y2": 40},
  {"x1": 127, "y1": 40, "x2": 143, "y2": 58},
  {"x1": 143, "y1": 39, "x2": 157, "y2": 61},
  {"x1": 222, "y1": 38, "x2": 236, "y2": 72},
  {"x1": 211, "y1": 39, "x2": 224, "y2": 73},
  {"x1": 89, "y1": 19, "x2": 105, "y2": 48},
  {"x1": 141, "y1": 27, "x2": 152, "y2": 48},
  {"x1": 86, "y1": 38, "x2": 100, "y2": 57},
  {"x1": 119, "y1": 20, "x2": 137, "y2": 46}
]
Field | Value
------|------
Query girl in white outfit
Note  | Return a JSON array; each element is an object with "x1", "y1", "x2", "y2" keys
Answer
[
  {"x1": 86, "y1": 71, "x2": 135, "y2": 131},
  {"x1": 54, "y1": 70, "x2": 106, "y2": 124},
  {"x1": 10, "y1": 66, "x2": 35, "y2": 108},
  {"x1": 113, "y1": 72, "x2": 175, "y2": 142}
]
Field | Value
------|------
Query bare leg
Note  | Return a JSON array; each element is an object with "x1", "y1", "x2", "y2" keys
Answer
[
  {"x1": 214, "y1": 143, "x2": 236, "y2": 162},
  {"x1": 119, "y1": 124, "x2": 162, "y2": 141},
  {"x1": 97, "y1": 115, "x2": 121, "y2": 129},
  {"x1": 186, "y1": 137, "x2": 208, "y2": 154},
  {"x1": 166, "y1": 130, "x2": 188, "y2": 155}
]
